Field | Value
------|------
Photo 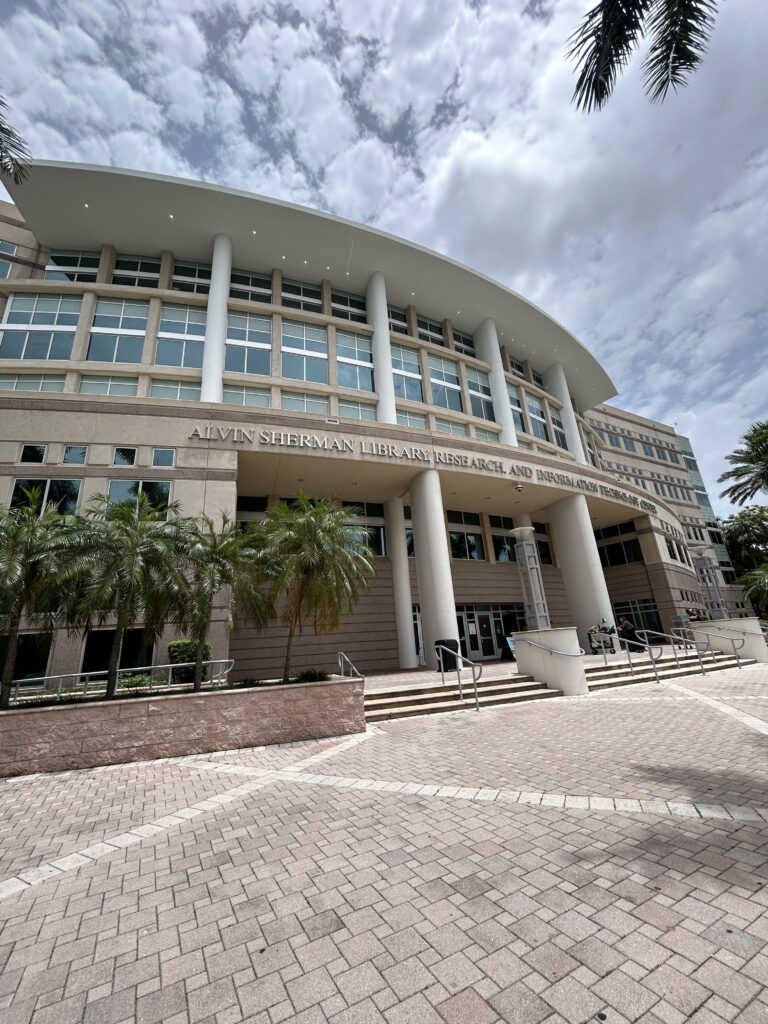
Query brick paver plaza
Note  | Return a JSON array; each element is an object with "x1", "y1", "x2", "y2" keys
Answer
[{"x1": 1, "y1": 665, "x2": 767, "y2": 1023}]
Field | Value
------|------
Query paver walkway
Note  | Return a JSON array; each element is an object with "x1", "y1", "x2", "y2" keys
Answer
[{"x1": 0, "y1": 665, "x2": 767, "y2": 1023}]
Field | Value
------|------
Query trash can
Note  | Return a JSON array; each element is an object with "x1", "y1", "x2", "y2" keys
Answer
[{"x1": 435, "y1": 638, "x2": 459, "y2": 671}]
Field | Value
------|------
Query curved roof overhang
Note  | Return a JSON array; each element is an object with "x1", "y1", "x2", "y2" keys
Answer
[{"x1": 7, "y1": 161, "x2": 617, "y2": 410}]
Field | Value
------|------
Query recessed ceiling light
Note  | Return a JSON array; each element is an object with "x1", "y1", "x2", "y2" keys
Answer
[
  {"x1": 303, "y1": 259, "x2": 308, "y2": 264},
  {"x1": 457, "y1": 310, "x2": 461, "y2": 315},
  {"x1": 252, "y1": 229, "x2": 257, "y2": 235},
  {"x1": 281, "y1": 255, "x2": 286, "y2": 260},
  {"x1": 83, "y1": 203, "x2": 89, "y2": 208},
  {"x1": 169, "y1": 213, "x2": 174, "y2": 219},
  {"x1": 326, "y1": 265, "x2": 330, "y2": 271},
  {"x1": 345, "y1": 271, "x2": 350, "y2": 276}
]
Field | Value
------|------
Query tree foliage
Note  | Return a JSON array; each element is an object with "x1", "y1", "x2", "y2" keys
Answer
[
  {"x1": 719, "y1": 506, "x2": 768, "y2": 577},
  {"x1": 260, "y1": 494, "x2": 374, "y2": 682},
  {"x1": 718, "y1": 421, "x2": 768, "y2": 506},
  {"x1": 0, "y1": 94, "x2": 30, "y2": 184},
  {"x1": 569, "y1": 0, "x2": 719, "y2": 112},
  {"x1": 737, "y1": 566, "x2": 768, "y2": 620}
]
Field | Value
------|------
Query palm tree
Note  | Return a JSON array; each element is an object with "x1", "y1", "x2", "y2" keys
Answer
[
  {"x1": 737, "y1": 565, "x2": 768, "y2": 620},
  {"x1": 0, "y1": 94, "x2": 30, "y2": 184},
  {"x1": 261, "y1": 494, "x2": 374, "y2": 682},
  {"x1": 569, "y1": 0, "x2": 719, "y2": 112},
  {"x1": 0, "y1": 489, "x2": 68, "y2": 709},
  {"x1": 64, "y1": 493, "x2": 187, "y2": 699},
  {"x1": 176, "y1": 514, "x2": 273, "y2": 690},
  {"x1": 718, "y1": 421, "x2": 768, "y2": 506},
  {"x1": 720, "y1": 506, "x2": 768, "y2": 575}
]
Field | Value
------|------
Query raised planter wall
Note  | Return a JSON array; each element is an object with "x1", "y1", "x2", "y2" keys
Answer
[{"x1": 0, "y1": 677, "x2": 365, "y2": 778}]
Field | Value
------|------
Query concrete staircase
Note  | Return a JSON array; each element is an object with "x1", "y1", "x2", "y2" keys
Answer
[
  {"x1": 364, "y1": 673, "x2": 560, "y2": 722},
  {"x1": 586, "y1": 650, "x2": 754, "y2": 691}
]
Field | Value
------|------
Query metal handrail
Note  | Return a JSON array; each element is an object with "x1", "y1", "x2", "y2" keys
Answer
[
  {"x1": 337, "y1": 652, "x2": 365, "y2": 686},
  {"x1": 514, "y1": 637, "x2": 585, "y2": 657},
  {"x1": 637, "y1": 629, "x2": 710, "y2": 675},
  {"x1": 434, "y1": 644, "x2": 482, "y2": 711},
  {"x1": 674, "y1": 627, "x2": 747, "y2": 669},
  {"x1": 9, "y1": 658, "x2": 235, "y2": 705},
  {"x1": 591, "y1": 631, "x2": 664, "y2": 684}
]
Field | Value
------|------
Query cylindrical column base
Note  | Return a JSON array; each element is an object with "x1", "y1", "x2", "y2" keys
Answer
[
  {"x1": 384, "y1": 498, "x2": 418, "y2": 668},
  {"x1": 410, "y1": 469, "x2": 458, "y2": 668}
]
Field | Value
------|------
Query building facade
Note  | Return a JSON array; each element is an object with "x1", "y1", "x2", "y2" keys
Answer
[{"x1": 0, "y1": 163, "x2": 748, "y2": 684}]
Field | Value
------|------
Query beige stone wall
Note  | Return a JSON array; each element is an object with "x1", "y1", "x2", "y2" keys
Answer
[{"x1": 0, "y1": 678, "x2": 365, "y2": 778}]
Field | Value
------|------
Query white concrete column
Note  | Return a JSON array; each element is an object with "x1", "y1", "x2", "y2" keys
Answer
[
  {"x1": 547, "y1": 493, "x2": 614, "y2": 649},
  {"x1": 474, "y1": 318, "x2": 518, "y2": 446},
  {"x1": 201, "y1": 233, "x2": 232, "y2": 404},
  {"x1": 410, "y1": 469, "x2": 458, "y2": 668},
  {"x1": 366, "y1": 271, "x2": 397, "y2": 424},
  {"x1": 542, "y1": 362, "x2": 586, "y2": 463},
  {"x1": 384, "y1": 498, "x2": 419, "y2": 668}
]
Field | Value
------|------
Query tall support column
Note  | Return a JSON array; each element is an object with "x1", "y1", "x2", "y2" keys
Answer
[
  {"x1": 548, "y1": 493, "x2": 614, "y2": 648},
  {"x1": 384, "y1": 498, "x2": 418, "y2": 668},
  {"x1": 474, "y1": 318, "x2": 518, "y2": 446},
  {"x1": 366, "y1": 271, "x2": 397, "y2": 424},
  {"x1": 511, "y1": 525, "x2": 551, "y2": 630},
  {"x1": 410, "y1": 469, "x2": 458, "y2": 668},
  {"x1": 542, "y1": 362, "x2": 586, "y2": 463},
  {"x1": 201, "y1": 233, "x2": 232, "y2": 404}
]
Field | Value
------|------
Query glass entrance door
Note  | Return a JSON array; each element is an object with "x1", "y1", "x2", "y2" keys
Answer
[{"x1": 476, "y1": 612, "x2": 496, "y2": 658}]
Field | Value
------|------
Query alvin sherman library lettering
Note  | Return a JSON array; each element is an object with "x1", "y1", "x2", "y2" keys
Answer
[{"x1": 0, "y1": 161, "x2": 748, "y2": 685}]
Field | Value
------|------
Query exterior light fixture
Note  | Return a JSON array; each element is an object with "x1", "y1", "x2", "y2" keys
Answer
[{"x1": 83, "y1": 203, "x2": 89, "y2": 208}]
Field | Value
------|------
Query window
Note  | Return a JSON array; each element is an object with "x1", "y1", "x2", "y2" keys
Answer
[
  {"x1": 149, "y1": 379, "x2": 201, "y2": 402},
  {"x1": 612, "y1": 598, "x2": 661, "y2": 634},
  {"x1": 656, "y1": 447, "x2": 667, "y2": 460},
  {"x1": 79, "y1": 375, "x2": 138, "y2": 396},
  {"x1": 11, "y1": 478, "x2": 81, "y2": 513},
  {"x1": 509, "y1": 357, "x2": 526, "y2": 379},
  {"x1": 342, "y1": 501, "x2": 386, "y2": 556},
  {"x1": 0, "y1": 241, "x2": 17, "y2": 255},
  {"x1": 0, "y1": 632, "x2": 52, "y2": 686},
  {"x1": 152, "y1": 448, "x2": 175, "y2": 468},
  {"x1": 476, "y1": 426, "x2": 500, "y2": 443},
  {"x1": 669, "y1": 451, "x2": 680, "y2": 464},
  {"x1": 222, "y1": 384, "x2": 270, "y2": 407},
  {"x1": 397, "y1": 409, "x2": 427, "y2": 429},
  {"x1": 0, "y1": 373, "x2": 65, "y2": 392},
  {"x1": 533, "y1": 521, "x2": 553, "y2": 565},
  {"x1": 281, "y1": 278, "x2": 321, "y2": 312},
  {"x1": 452, "y1": 329, "x2": 475, "y2": 357},
  {"x1": 0, "y1": 259, "x2": 10, "y2": 280},
  {"x1": 548, "y1": 405, "x2": 568, "y2": 450},
  {"x1": 113, "y1": 447, "x2": 137, "y2": 466},
  {"x1": 108, "y1": 480, "x2": 171, "y2": 509},
  {"x1": 526, "y1": 395, "x2": 550, "y2": 442},
  {"x1": 230, "y1": 269, "x2": 271, "y2": 303},
  {"x1": 507, "y1": 383, "x2": 526, "y2": 433},
  {"x1": 623, "y1": 437, "x2": 636, "y2": 452},
  {"x1": 44, "y1": 250, "x2": 99, "y2": 282},
  {"x1": 339, "y1": 399, "x2": 376, "y2": 421},
  {"x1": 337, "y1": 331, "x2": 373, "y2": 391},
  {"x1": 112, "y1": 254, "x2": 161, "y2": 287},
  {"x1": 435, "y1": 418, "x2": 468, "y2": 436},
  {"x1": 225, "y1": 312, "x2": 271, "y2": 375},
  {"x1": 87, "y1": 298, "x2": 149, "y2": 364},
  {"x1": 447, "y1": 510, "x2": 485, "y2": 560},
  {"x1": 597, "y1": 537, "x2": 643, "y2": 568},
  {"x1": 156, "y1": 304, "x2": 206, "y2": 368},
  {"x1": 489, "y1": 515, "x2": 516, "y2": 563},
  {"x1": 1, "y1": 294, "x2": 81, "y2": 362},
  {"x1": 81, "y1": 628, "x2": 153, "y2": 678},
  {"x1": 532, "y1": 370, "x2": 545, "y2": 389},
  {"x1": 607, "y1": 433, "x2": 621, "y2": 448},
  {"x1": 281, "y1": 391, "x2": 329, "y2": 415},
  {"x1": 429, "y1": 354, "x2": 462, "y2": 412},
  {"x1": 417, "y1": 316, "x2": 444, "y2": 347},
  {"x1": 281, "y1": 321, "x2": 328, "y2": 383},
  {"x1": 0, "y1": 327, "x2": 74, "y2": 362},
  {"x1": 331, "y1": 290, "x2": 366, "y2": 323},
  {"x1": 20, "y1": 444, "x2": 46, "y2": 464},
  {"x1": 172, "y1": 260, "x2": 211, "y2": 294},
  {"x1": 388, "y1": 305, "x2": 408, "y2": 335},
  {"x1": 63, "y1": 445, "x2": 87, "y2": 465},
  {"x1": 466, "y1": 368, "x2": 494, "y2": 421},
  {"x1": 642, "y1": 442, "x2": 654, "y2": 457},
  {"x1": 391, "y1": 344, "x2": 423, "y2": 402}
]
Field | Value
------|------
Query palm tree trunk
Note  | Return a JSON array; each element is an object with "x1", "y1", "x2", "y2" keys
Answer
[
  {"x1": 193, "y1": 638, "x2": 206, "y2": 692},
  {"x1": 0, "y1": 615, "x2": 21, "y2": 711},
  {"x1": 282, "y1": 626, "x2": 295, "y2": 683},
  {"x1": 106, "y1": 625, "x2": 124, "y2": 700}
]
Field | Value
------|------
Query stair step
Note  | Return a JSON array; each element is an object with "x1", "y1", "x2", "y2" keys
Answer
[
  {"x1": 368, "y1": 675, "x2": 534, "y2": 701},
  {"x1": 588, "y1": 658, "x2": 753, "y2": 690},
  {"x1": 365, "y1": 679, "x2": 546, "y2": 709},
  {"x1": 585, "y1": 654, "x2": 733, "y2": 678},
  {"x1": 365, "y1": 686, "x2": 561, "y2": 721}
]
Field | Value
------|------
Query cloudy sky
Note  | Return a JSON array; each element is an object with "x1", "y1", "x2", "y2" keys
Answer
[{"x1": 1, "y1": 0, "x2": 766, "y2": 516}]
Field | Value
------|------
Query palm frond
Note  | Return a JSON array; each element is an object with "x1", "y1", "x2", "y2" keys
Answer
[
  {"x1": 0, "y1": 95, "x2": 30, "y2": 185},
  {"x1": 568, "y1": 0, "x2": 651, "y2": 112},
  {"x1": 643, "y1": 0, "x2": 718, "y2": 102}
]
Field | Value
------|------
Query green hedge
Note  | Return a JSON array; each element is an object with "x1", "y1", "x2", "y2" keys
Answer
[{"x1": 167, "y1": 640, "x2": 211, "y2": 684}]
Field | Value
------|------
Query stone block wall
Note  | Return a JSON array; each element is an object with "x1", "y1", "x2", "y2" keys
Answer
[{"x1": 0, "y1": 678, "x2": 365, "y2": 778}]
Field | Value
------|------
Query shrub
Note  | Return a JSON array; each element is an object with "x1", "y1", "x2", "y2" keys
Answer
[
  {"x1": 168, "y1": 639, "x2": 211, "y2": 684},
  {"x1": 295, "y1": 668, "x2": 329, "y2": 683},
  {"x1": 117, "y1": 673, "x2": 153, "y2": 691}
]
